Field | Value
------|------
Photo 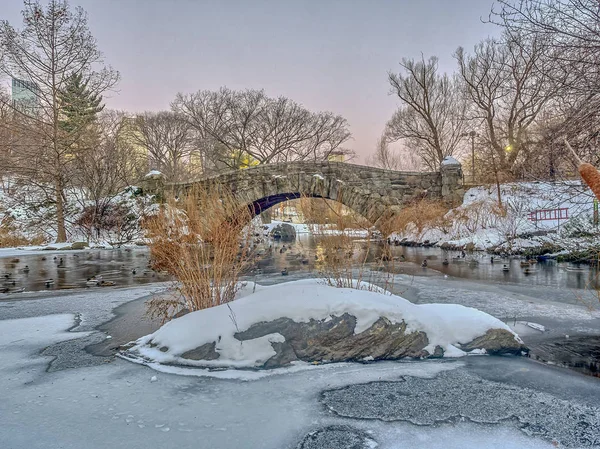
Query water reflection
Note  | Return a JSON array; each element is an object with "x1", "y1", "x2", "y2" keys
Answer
[
  {"x1": 255, "y1": 234, "x2": 599, "y2": 291},
  {"x1": 0, "y1": 249, "x2": 169, "y2": 293},
  {"x1": 1, "y1": 236, "x2": 597, "y2": 294}
]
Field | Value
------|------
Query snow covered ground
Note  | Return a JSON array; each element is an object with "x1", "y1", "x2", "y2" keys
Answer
[
  {"x1": 1, "y1": 274, "x2": 600, "y2": 448},
  {"x1": 0, "y1": 181, "x2": 156, "y2": 245},
  {"x1": 391, "y1": 181, "x2": 598, "y2": 254}
]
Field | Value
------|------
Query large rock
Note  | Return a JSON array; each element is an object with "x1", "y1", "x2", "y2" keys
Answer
[
  {"x1": 129, "y1": 280, "x2": 527, "y2": 370},
  {"x1": 460, "y1": 328, "x2": 526, "y2": 355},
  {"x1": 270, "y1": 223, "x2": 296, "y2": 241},
  {"x1": 178, "y1": 314, "x2": 526, "y2": 368},
  {"x1": 233, "y1": 314, "x2": 429, "y2": 367}
]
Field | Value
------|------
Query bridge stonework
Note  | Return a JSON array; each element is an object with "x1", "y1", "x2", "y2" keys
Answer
[{"x1": 144, "y1": 160, "x2": 464, "y2": 226}]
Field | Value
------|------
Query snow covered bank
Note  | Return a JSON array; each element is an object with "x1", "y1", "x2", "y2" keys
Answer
[
  {"x1": 391, "y1": 181, "x2": 598, "y2": 255},
  {"x1": 0, "y1": 181, "x2": 156, "y2": 245},
  {"x1": 126, "y1": 279, "x2": 524, "y2": 371}
]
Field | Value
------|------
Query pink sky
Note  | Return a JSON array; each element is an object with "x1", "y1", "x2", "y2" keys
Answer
[{"x1": 2, "y1": 0, "x2": 499, "y2": 162}]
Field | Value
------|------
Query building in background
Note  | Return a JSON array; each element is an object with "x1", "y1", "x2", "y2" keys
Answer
[
  {"x1": 11, "y1": 78, "x2": 39, "y2": 114},
  {"x1": 327, "y1": 150, "x2": 346, "y2": 163}
]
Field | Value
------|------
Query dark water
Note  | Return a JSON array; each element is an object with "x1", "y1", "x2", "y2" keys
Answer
[
  {"x1": 1, "y1": 235, "x2": 598, "y2": 294},
  {"x1": 0, "y1": 248, "x2": 170, "y2": 293},
  {"x1": 256, "y1": 234, "x2": 599, "y2": 291}
]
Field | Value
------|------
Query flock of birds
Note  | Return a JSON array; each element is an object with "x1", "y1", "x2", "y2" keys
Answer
[
  {"x1": 416, "y1": 252, "x2": 586, "y2": 277},
  {"x1": 1, "y1": 251, "x2": 169, "y2": 294}
]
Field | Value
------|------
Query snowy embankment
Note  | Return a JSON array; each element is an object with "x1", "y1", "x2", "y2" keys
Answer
[
  {"x1": 126, "y1": 279, "x2": 523, "y2": 371},
  {"x1": 0, "y1": 179, "x2": 156, "y2": 246},
  {"x1": 392, "y1": 181, "x2": 597, "y2": 255}
]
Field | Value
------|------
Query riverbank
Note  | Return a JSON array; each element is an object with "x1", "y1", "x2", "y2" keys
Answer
[{"x1": 391, "y1": 181, "x2": 599, "y2": 261}]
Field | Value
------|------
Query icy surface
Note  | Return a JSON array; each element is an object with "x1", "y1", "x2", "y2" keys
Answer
[
  {"x1": 321, "y1": 369, "x2": 600, "y2": 447},
  {"x1": 1, "y1": 277, "x2": 600, "y2": 448},
  {"x1": 130, "y1": 279, "x2": 517, "y2": 368},
  {"x1": 0, "y1": 284, "x2": 169, "y2": 331}
]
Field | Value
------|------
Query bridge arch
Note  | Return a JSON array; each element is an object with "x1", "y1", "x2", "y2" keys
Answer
[{"x1": 143, "y1": 160, "x2": 464, "y2": 228}]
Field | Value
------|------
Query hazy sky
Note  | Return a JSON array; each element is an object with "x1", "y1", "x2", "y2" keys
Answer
[{"x1": 2, "y1": 0, "x2": 499, "y2": 161}]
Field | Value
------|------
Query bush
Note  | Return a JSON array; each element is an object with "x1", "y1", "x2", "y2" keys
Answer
[
  {"x1": 385, "y1": 198, "x2": 450, "y2": 239},
  {"x1": 144, "y1": 184, "x2": 256, "y2": 321}
]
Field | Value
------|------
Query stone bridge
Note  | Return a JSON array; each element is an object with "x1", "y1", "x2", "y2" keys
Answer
[{"x1": 143, "y1": 159, "x2": 464, "y2": 226}]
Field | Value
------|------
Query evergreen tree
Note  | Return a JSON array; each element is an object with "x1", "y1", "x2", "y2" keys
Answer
[
  {"x1": 0, "y1": 0, "x2": 119, "y2": 242},
  {"x1": 58, "y1": 72, "x2": 104, "y2": 140}
]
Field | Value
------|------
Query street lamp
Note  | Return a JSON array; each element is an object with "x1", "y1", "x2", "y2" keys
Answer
[{"x1": 461, "y1": 131, "x2": 478, "y2": 184}]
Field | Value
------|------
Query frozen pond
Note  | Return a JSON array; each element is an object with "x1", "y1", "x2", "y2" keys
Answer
[{"x1": 1, "y1": 269, "x2": 600, "y2": 448}]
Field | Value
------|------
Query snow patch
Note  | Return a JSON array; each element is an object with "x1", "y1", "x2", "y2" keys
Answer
[{"x1": 441, "y1": 156, "x2": 461, "y2": 166}]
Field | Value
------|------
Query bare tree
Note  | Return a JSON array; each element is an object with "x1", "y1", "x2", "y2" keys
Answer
[
  {"x1": 132, "y1": 111, "x2": 196, "y2": 182},
  {"x1": 70, "y1": 110, "x2": 146, "y2": 242},
  {"x1": 491, "y1": 0, "x2": 600, "y2": 170},
  {"x1": 492, "y1": 0, "x2": 600, "y2": 67},
  {"x1": 366, "y1": 134, "x2": 421, "y2": 171},
  {"x1": 386, "y1": 56, "x2": 467, "y2": 170},
  {"x1": 0, "y1": 0, "x2": 119, "y2": 241},
  {"x1": 172, "y1": 87, "x2": 351, "y2": 169},
  {"x1": 455, "y1": 32, "x2": 559, "y2": 174}
]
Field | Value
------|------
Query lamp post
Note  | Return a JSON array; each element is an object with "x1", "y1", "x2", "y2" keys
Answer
[{"x1": 461, "y1": 131, "x2": 478, "y2": 184}]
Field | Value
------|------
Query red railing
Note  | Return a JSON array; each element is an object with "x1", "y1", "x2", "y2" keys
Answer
[{"x1": 528, "y1": 208, "x2": 569, "y2": 221}]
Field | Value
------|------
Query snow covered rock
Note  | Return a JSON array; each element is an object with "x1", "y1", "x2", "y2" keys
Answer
[
  {"x1": 126, "y1": 280, "x2": 526, "y2": 370},
  {"x1": 270, "y1": 223, "x2": 296, "y2": 241},
  {"x1": 441, "y1": 156, "x2": 461, "y2": 166},
  {"x1": 144, "y1": 170, "x2": 163, "y2": 178}
]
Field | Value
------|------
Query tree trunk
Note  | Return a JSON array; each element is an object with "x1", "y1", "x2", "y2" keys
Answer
[{"x1": 55, "y1": 177, "x2": 67, "y2": 243}]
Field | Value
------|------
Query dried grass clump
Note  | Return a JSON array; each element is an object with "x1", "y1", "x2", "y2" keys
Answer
[
  {"x1": 382, "y1": 198, "x2": 450, "y2": 238},
  {"x1": 144, "y1": 184, "x2": 255, "y2": 321},
  {"x1": 295, "y1": 191, "x2": 394, "y2": 293},
  {"x1": 0, "y1": 233, "x2": 45, "y2": 248},
  {"x1": 0, "y1": 221, "x2": 45, "y2": 247},
  {"x1": 313, "y1": 229, "x2": 396, "y2": 293}
]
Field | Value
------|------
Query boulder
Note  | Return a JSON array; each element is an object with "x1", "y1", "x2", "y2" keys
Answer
[
  {"x1": 129, "y1": 280, "x2": 527, "y2": 370},
  {"x1": 178, "y1": 314, "x2": 525, "y2": 368},
  {"x1": 270, "y1": 223, "x2": 296, "y2": 241},
  {"x1": 71, "y1": 241, "x2": 88, "y2": 250},
  {"x1": 460, "y1": 328, "x2": 527, "y2": 355},
  {"x1": 228, "y1": 314, "x2": 429, "y2": 367}
]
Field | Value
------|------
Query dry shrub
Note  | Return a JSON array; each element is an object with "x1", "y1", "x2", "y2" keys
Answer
[
  {"x1": 144, "y1": 184, "x2": 255, "y2": 321},
  {"x1": 384, "y1": 198, "x2": 450, "y2": 238},
  {"x1": 0, "y1": 233, "x2": 45, "y2": 248},
  {"x1": 453, "y1": 200, "x2": 504, "y2": 234},
  {"x1": 313, "y1": 229, "x2": 396, "y2": 293},
  {"x1": 295, "y1": 192, "x2": 394, "y2": 293},
  {"x1": 0, "y1": 219, "x2": 45, "y2": 247}
]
